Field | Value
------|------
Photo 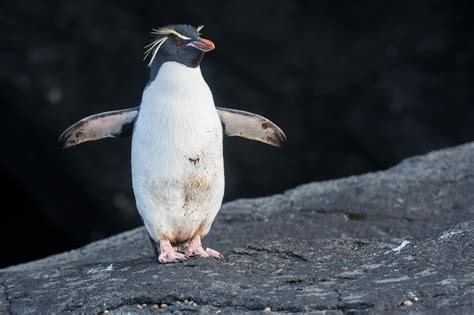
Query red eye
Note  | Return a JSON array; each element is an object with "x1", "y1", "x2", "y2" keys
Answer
[{"x1": 176, "y1": 41, "x2": 183, "y2": 47}]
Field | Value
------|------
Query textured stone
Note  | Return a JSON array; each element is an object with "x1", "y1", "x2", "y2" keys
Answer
[{"x1": 1, "y1": 142, "x2": 473, "y2": 313}]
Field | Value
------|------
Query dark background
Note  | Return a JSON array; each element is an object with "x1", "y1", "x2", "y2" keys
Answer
[{"x1": 1, "y1": 1, "x2": 473, "y2": 268}]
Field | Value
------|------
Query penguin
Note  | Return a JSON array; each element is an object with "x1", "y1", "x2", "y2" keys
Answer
[{"x1": 59, "y1": 24, "x2": 286, "y2": 263}]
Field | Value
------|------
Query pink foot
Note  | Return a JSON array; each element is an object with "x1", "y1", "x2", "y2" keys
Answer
[
  {"x1": 159, "y1": 251, "x2": 188, "y2": 263},
  {"x1": 185, "y1": 235, "x2": 224, "y2": 259},
  {"x1": 205, "y1": 247, "x2": 224, "y2": 259},
  {"x1": 158, "y1": 240, "x2": 188, "y2": 264}
]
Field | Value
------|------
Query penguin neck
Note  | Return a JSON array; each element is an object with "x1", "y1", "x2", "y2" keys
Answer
[
  {"x1": 142, "y1": 61, "x2": 210, "y2": 113},
  {"x1": 147, "y1": 52, "x2": 204, "y2": 85},
  {"x1": 146, "y1": 61, "x2": 205, "y2": 91}
]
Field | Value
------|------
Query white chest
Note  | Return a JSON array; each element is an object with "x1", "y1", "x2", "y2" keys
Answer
[
  {"x1": 132, "y1": 62, "x2": 222, "y2": 178},
  {"x1": 131, "y1": 62, "x2": 224, "y2": 242}
]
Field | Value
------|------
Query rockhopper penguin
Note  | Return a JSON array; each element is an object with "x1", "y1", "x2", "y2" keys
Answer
[{"x1": 58, "y1": 24, "x2": 286, "y2": 263}]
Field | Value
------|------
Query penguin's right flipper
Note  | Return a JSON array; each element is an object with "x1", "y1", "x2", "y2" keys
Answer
[{"x1": 58, "y1": 107, "x2": 139, "y2": 149}]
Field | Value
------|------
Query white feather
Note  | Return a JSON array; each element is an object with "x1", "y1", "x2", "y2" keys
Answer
[{"x1": 131, "y1": 62, "x2": 224, "y2": 244}]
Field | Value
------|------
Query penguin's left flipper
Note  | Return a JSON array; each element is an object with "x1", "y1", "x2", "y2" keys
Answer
[
  {"x1": 216, "y1": 107, "x2": 286, "y2": 148},
  {"x1": 58, "y1": 107, "x2": 139, "y2": 149}
]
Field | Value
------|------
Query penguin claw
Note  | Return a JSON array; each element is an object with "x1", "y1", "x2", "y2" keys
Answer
[
  {"x1": 158, "y1": 251, "x2": 188, "y2": 264},
  {"x1": 185, "y1": 247, "x2": 209, "y2": 258},
  {"x1": 205, "y1": 248, "x2": 224, "y2": 259},
  {"x1": 184, "y1": 246, "x2": 223, "y2": 259},
  {"x1": 183, "y1": 235, "x2": 223, "y2": 260}
]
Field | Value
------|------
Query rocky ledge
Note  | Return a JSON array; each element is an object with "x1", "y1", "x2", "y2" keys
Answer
[{"x1": 1, "y1": 143, "x2": 473, "y2": 314}]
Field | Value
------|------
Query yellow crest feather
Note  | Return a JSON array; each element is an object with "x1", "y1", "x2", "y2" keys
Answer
[
  {"x1": 197, "y1": 25, "x2": 204, "y2": 34},
  {"x1": 151, "y1": 27, "x2": 191, "y2": 40},
  {"x1": 143, "y1": 36, "x2": 168, "y2": 67}
]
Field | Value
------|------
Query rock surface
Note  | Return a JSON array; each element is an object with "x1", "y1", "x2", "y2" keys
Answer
[{"x1": 1, "y1": 142, "x2": 473, "y2": 313}]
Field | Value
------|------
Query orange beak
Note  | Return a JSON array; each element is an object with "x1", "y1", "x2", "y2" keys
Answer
[{"x1": 187, "y1": 37, "x2": 215, "y2": 52}]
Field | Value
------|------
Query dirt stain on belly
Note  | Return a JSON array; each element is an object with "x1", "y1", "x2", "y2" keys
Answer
[
  {"x1": 183, "y1": 176, "x2": 212, "y2": 212},
  {"x1": 160, "y1": 177, "x2": 213, "y2": 246},
  {"x1": 156, "y1": 151, "x2": 220, "y2": 245}
]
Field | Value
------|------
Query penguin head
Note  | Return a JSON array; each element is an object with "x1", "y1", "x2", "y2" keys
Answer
[{"x1": 145, "y1": 24, "x2": 214, "y2": 71}]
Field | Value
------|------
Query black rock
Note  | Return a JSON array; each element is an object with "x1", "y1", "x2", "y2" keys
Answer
[{"x1": 1, "y1": 142, "x2": 473, "y2": 313}]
